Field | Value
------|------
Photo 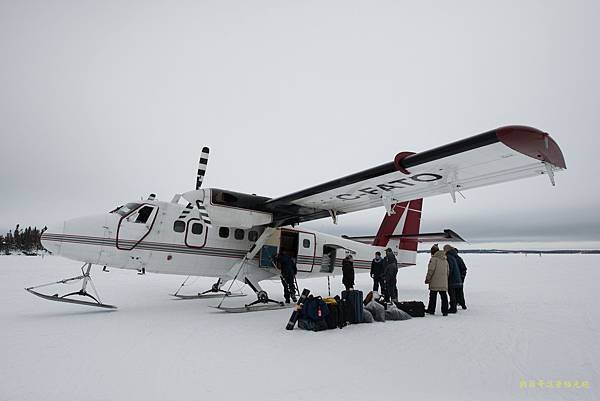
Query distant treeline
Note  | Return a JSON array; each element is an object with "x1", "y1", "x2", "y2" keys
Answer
[
  {"x1": 418, "y1": 249, "x2": 600, "y2": 255},
  {"x1": 0, "y1": 225, "x2": 45, "y2": 255}
]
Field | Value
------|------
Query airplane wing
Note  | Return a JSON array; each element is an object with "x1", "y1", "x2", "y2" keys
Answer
[{"x1": 264, "y1": 125, "x2": 566, "y2": 225}]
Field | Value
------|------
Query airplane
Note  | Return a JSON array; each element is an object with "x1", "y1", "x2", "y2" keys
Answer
[{"x1": 30, "y1": 125, "x2": 566, "y2": 311}]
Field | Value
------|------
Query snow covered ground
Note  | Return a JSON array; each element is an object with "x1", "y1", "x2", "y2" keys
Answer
[{"x1": 1, "y1": 254, "x2": 598, "y2": 401}]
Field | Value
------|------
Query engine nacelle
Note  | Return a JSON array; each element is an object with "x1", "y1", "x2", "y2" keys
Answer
[{"x1": 183, "y1": 188, "x2": 273, "y2": 229}]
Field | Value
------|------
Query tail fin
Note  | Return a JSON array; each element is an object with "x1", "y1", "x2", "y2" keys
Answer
[{"x1": 373, "y1": 199, "x2": 423, "y2": 264}]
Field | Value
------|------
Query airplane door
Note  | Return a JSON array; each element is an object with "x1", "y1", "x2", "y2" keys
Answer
[
  {"x1": 116, "y1": 204, "x2": 159, "y2": 251},
  {"x1": 296, "y1": 231, "x2": 316, "y2": 272},
  {"x1": 185, "y1": 219, "x2": 208, "y2": 248}
]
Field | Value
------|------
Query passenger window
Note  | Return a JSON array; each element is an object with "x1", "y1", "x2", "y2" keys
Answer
[
  {"x1": 191, "y1": 223, "x2": 203, "y2": 235},
  {"x1": 173, "y1": 220, "x2": 186, "y2": 233},
  {"x1": 219, "y1": 227, "x2": 230, "y2": 238},
  {"x1": 248, "y1": 231, "x2": 258, "y2": 242},
  {"x1": 234, "y1": 229, "x2": 244, "y2": 240},
  {"x1": 303, "y1": 239, "x2": 311, "y2": 248},
  {"x1": 132, "y1": 206, "x2": 154, "y2": 224}
]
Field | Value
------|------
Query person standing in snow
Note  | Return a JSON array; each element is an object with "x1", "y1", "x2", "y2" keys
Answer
[
  {"x1": 425, "y1": 244, "x2": 449, "y2": 316},
  {"x1": 342, "y1": 254, "x2": 355, "y2": 291},
  {"x1": 370, "y1": 251, "x2": 384, "y2": 292},
  {"x1": 278, "y1": 251, "x2": 297, "y2": 303},
  {"x1": 455, "y1": 248, "x2": 468, "y2": 309},
  {"x1": 383, "y1": 248, "x2": 398, "y2": 303},
  {"x1": 444, "y1": 244, "x2": 463, "y2": 313}
]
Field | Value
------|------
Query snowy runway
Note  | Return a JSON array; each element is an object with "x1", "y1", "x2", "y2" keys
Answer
[{"x1": 1, "y1": 254, "x2": 598, "y2": 401}]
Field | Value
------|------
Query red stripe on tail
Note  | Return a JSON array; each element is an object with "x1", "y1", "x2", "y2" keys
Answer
[
  {"x1": 372, "y1": 199, "x2": 423, "y2": 250},
  {"x1": 400, "y1": 198, "x2": 422, "y2": 251}
]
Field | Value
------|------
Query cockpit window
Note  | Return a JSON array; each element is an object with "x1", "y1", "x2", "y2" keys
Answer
[
  {"x1": 111, "y1": 203, "x2": 142, "y2": 217},
  {"x1": 132, "y1": 206, "x2": 154, "y2": 224}
]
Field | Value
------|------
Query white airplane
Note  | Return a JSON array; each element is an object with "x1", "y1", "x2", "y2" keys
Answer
[{"x1": 31, "y1": 125, "x2": 566, "y2": 310}]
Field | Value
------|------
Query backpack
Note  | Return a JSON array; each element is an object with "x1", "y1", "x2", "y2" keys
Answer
[{"x1": 302, "y1": 295, "x2": 329, "y2": 321}]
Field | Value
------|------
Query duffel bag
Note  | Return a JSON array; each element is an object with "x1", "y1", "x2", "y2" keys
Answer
[
  {"x1": 298, "y1": 317, "x2": 328, "y2": 332},
  {"x1": 394, "y1": 301, "x2": 425, "y2": 317}
]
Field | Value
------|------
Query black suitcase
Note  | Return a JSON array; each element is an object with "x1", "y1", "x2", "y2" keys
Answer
[
  {"x1": 331, "y1": 296, "x2": 347, "y2": 328},
  {"x1": 338, "y1": 298, "x2": 353, "y2": 325},
  {"x1": 394, "y1": 301, "x2": 425, "y2": 317},
  {"x1": 342, "y1": 290, "x2": 364, "y2": 324},
  {"x1": 324, "y1": 303, "x2": 339, "y2": 329}
]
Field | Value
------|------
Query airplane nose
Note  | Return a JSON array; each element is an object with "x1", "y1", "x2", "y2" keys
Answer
[{"x1": 40, "y1": 222, "x2": 64, "y2": 255}]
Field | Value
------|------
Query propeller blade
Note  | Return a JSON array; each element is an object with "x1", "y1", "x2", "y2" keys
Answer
[
  {"x1": 178, "y1": 202, "x2": 194, "y2": 220},
  {"x1": 196, "y1": 147, "x2": 210, "y2": 190},
  {"x1": 180, "y1": 190, "x2": 213, "y2": 227},
  {"x1": 195, "y1": 200, "x2": 212, "y2": 227}
]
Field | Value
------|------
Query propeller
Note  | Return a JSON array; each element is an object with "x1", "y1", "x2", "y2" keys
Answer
[
  {"x1": 196, "y1": 147, "x2": 209, "y2": 190},
  {"x1": 178, "y1": 147, "x2": 213, "y2": 227}
]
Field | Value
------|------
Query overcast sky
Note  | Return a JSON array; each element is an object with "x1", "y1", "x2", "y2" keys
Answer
[{"x1": 1, "y1": 0, "x2": 599, "y2": 244}]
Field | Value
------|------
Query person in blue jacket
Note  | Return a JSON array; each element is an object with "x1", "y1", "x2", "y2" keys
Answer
[
  {"x1": 444, "y1": 245, "x2": 463, "y2": 313},
  {"x1": 454, "y1": 248, "x2": 468, "y2": 309}
]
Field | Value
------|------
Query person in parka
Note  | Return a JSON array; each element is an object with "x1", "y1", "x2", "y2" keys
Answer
[
  {"x1": 383, "y1": 248, "x2": 398, "y2": 303},
  {"x1": 444, "y1": 244, "x2": 463, "y2": 313},
  {"x1": 424, "y1": 244, "x2": 449, "y2": 316},
  {"x1": 342, "y1": 254, "x2": 355, "y2": 291},
  {"x1": 277, "y1": 251, "x2": 297, "y2": 303},
  {"x1": 370, "y1": 251, "x2": 384, "y2": 292},
  {"x1": 455, "y1": 248, "x2": 468, "y2": 309}
]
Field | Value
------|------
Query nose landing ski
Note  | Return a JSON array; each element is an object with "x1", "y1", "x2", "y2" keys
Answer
[{"x1": 25, "y1": 263, "x2": 117, "y2": 309}]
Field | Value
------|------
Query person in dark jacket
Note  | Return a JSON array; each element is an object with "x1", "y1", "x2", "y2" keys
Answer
[
  {"x1": 342, "y1": 254, "x2": 355, "y2": 291},
  {"x1": 455, "y1": 248, "x2": 468, "y2": 309},
  {"x1": 383, "y1": 248, "x2": 398, "y2": 303},
  {"x1": 278, "y1": 251, "x2": 297, "y2": 303},
  {"x1": 370, "y1": 251, "x2": 384, "y2": 292},
  {"x1": 444, "y1": 245, "x2": 463, "y2": 313}
]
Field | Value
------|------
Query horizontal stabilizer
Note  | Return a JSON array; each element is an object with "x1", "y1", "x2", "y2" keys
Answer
[{"x1": 343, "y1": 229, "x2": 465, "y2": 245}]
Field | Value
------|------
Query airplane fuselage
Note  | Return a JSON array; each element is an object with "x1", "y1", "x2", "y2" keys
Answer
[{"x1": 41, "y1": 198, "x2": 414, "y2": 283}]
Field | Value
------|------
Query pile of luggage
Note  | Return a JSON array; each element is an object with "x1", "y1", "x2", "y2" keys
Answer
[{"x1": 288, "y1": 289, "x2": 426, "y2": 332}]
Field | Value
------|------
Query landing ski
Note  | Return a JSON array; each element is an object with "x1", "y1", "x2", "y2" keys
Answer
[
  {"x1": 211, "y1": 303, "x2": 292, "y2": 313},
  {"x1": 171, "y1": 292, "x2": 246, "y2": 300},
  {"x1": 26, "y1": 288, "x2": 117, "y2": 309},
  {"x1": 286, "y1": 288, "x2": 311, "y2": 330}
]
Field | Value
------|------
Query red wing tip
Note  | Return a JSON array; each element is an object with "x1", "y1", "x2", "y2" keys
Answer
[{"x1": 495, "y1": 125, "x2": 567, "y2": 169}]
